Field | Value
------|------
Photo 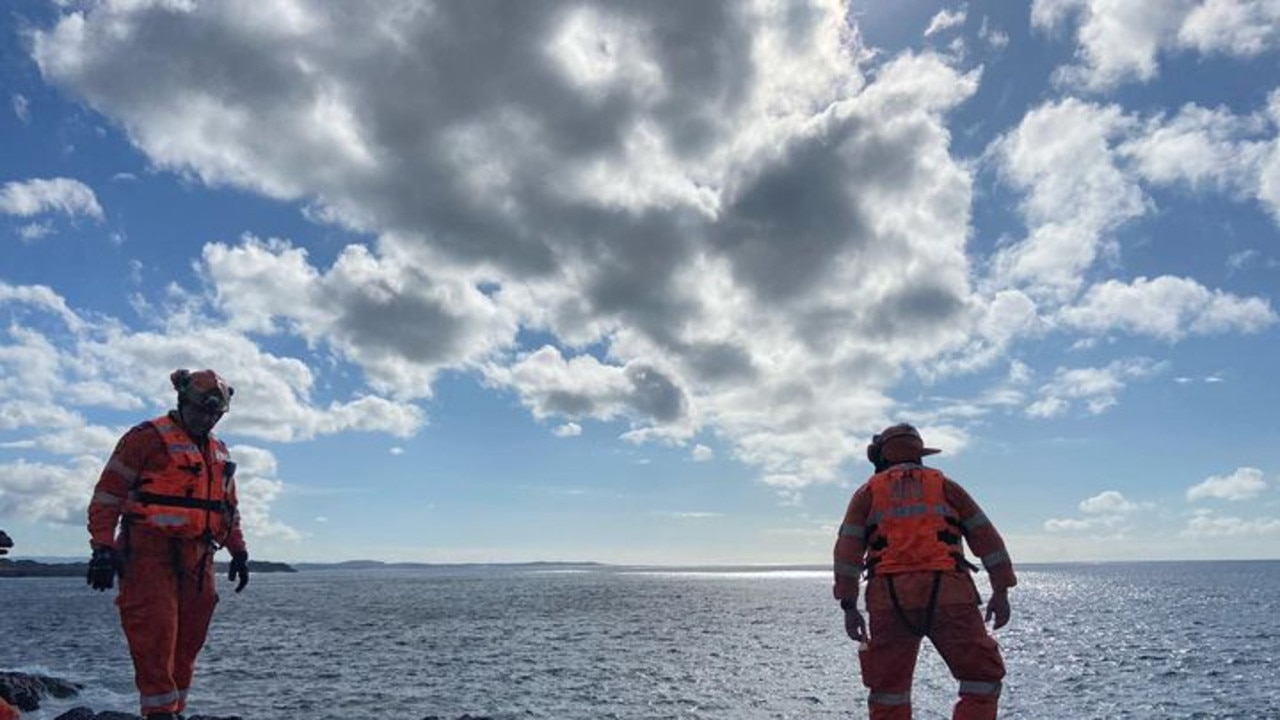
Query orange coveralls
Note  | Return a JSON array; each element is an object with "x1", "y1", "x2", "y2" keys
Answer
[
  {"x1": 88, "y1": 415, "x2": 246, "y2": 717},
  {"x1": 834, "y1": 463, "x2": 1017, "y2": 720}
]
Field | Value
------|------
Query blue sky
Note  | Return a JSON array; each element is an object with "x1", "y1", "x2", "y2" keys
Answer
[{"x1": 2, "y1": 0, "x2": 1278, "y2": 565}]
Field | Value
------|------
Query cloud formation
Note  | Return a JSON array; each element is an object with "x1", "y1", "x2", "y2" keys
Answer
[
  {"x1": 1033, "y1": 0, "x2": 1280, "y2": 91},
  {"x1": 1186, "y1": 467, "x2": 1269, "y2": 502},
  {"x1": 0, "y1": 177, "x2": 102, "y2": 220},
  {"x1": 9, "y1": 0, "x2": 1275, "y2": 505}
]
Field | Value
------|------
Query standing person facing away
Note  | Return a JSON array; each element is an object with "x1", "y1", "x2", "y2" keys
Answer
[
  {"x1": 86, "y1": 369, "x2": 250, "y2": 720},
  {"x1": 833, "y1": 423, "x2": 1016, "y2": 720}
]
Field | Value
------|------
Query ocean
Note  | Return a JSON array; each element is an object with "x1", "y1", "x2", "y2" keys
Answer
[{"x1": 1, "y1": 561, "x2": 1277, "y2": 719}]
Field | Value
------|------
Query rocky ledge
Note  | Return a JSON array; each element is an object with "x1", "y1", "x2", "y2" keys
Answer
[{"x1": 4, "y1": 669, "x2": 492, "y2": 719}]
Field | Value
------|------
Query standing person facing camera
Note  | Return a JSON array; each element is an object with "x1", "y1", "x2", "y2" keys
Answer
[
  {"x1": 86, "y1": 369, "x2": 250, "y2": 720},
  {"x1": 0, "y1": 530, "x2": 21, "y2": 720},
  {"x1": 833, "y1": 424, "x2": 1016, "y2": 720}
]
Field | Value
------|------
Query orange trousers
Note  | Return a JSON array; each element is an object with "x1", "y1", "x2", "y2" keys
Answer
[
  {"x1": 115, "y1": 529, "x2": 219, "y2": 717},
  {"x1": 0, "y1": 698, "x2": 19, "y2": 720},
  {"x1": 858, "y1": 603, "x2": 1005, "y2": 720}
]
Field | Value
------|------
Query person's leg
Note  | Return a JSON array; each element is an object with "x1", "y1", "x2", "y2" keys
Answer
[
  {"x1": 173, "y1": 545, "x2": 219, "y2": 714},
  {"x1": 861, "y1": 608, "x2": 924, "y2": 720},
  {"x1": 117, "y1": 533, "x2": 182, "y2": 717},
  {"x1": 929, "y1": 604, "x2": 1005, "y2": 720}
]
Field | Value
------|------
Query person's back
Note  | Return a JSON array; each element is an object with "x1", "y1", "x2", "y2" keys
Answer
[{"x1": 834, "y1": 423, "x2": 1015, "y2": 720}]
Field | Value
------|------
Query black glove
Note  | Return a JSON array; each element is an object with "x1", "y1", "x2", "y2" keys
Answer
[
  {"x1": 0, "y1": 529, "x2": 12, "y2": 556},
  {"x1": 87, "y1": 545, "x2": 119, "y2": 591},
  {"x1": 228, "y1": 550, "x2": 249, "y2": 593}
]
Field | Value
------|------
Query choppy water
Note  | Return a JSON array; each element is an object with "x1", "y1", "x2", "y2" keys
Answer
[{"x1": 2, "y1": 561, "x2": 1278, "y2": 719}]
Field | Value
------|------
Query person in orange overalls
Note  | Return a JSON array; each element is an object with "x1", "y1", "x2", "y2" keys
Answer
[
  {"x1": 86, "y1": 369, "x2": 250, "y2": 720},
  {"x1": 1, "y1": 530, "x2": 21, "y2": 720},
  {"x1": 834, "y1": 423, "x2": 1016, "y2": 720}
]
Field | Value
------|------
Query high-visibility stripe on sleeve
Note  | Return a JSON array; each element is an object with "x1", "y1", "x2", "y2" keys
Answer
[
  {"x1": 868, "y1": 691, "x2": 911, "y2": 706},
  {"x1": 961, "y1": 511, "x2": 990, "y2": 532},
  {"x1": 834, "y1": 561, "x2": 864, "y2": 578},
  {"x1": 105, "y1": 456, "x2": 138, "y2": 481},
  {"x1": 958, "y1": 680, "x2": 1002, "y2": 697},
  {"x1": 90, "y1": 490, "x2": 124, "y2": 506},
  {"x1": 981, "y1": 549, "x2": 1010, "y2": 569},
  {"x1": 839, "y1": 523, "x2": 865, "y2": 539}
]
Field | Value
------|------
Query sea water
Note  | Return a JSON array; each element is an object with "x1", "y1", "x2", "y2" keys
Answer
[{"x1": 2, "y1": 561, "x2": 1277, "y2": 719}]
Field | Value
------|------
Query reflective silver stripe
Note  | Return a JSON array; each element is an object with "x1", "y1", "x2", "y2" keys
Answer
[
  {"x1": 140, "y1": 689, "x2": 180, "y2": 709},
  {"x1": 90, "y1": 490, "x2": 124, "y2": 506},
  {"x1": 105, "y1": 456, "x2": 138, "y2": 481},
  {"x1": 981, "y1": 549, "x2": 1010, "y2": 568},
  {"x1": 151, "y1": 514, "x2": 190, "y2": 528},
  {"x1": 178, "y1": 688, "x2": 189, "y2": 701},
  {"x1": 958, "y1": 680, "x2": 1002, "y2": 696},
  {"x1": 839, "y1": 523, "x2": 865, "y2": 538},
  {"x1": 961, "y1": 511, "x2": 990, "y2": 532},
  {"x1": 834, "y1": 561, "x2": 864, "y2": 578},
  {"x1": 868, "y1": 691, "x2": 911, "y2": 706}
]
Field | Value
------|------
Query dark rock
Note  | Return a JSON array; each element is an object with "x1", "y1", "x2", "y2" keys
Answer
[
  {"x1": 0, "y1": 671, "x2": 83, "y2": 711},
  {"x1": 93, "y1": 713, "x2": 140, "y2": 720},
  {"x1": 51, "y1": 708, "x2": 96, "y2": 720}
]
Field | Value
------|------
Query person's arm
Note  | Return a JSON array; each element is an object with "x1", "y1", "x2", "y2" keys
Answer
[
  {"x1": 223, "y1": 469, "x2": 247, "y2": 556},
  {"x1": 834, "y1": 484, "x2": 872, "y2": 642},
  {"x1": 945, "y1": 478, "x2": 1017, "y2": 591},
  {"x1": 87, "y1": 426, "x2": 157, "y2": 548},
  {"x1": 833, "y1": 484, "x2": 872, "y2": 602}
]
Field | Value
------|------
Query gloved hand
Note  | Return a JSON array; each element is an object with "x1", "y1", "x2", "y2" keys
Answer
[
  {"x1": 985, "y1": 589, "x2": 1011, "y2": 629},
  {"x1": 0, "y1": 529, "x2": 12, "y2": 556},
  {"x1": 842, "y1": 602, "x2": 867, "y2": 643},
  {"x1": 228, "y1": 550, "x2": 249, "y2": 593},
  {"x1": 87, "y1": 545, "x2": 119, "y2": 591}
]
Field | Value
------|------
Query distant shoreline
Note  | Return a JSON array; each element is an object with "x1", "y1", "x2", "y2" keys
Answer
[
  {"x1": 3, "y1": 556, "x2": 1276, "y2": 579},
  {"x1": 0, "y1": 558, "x2": 297, "y2": 578}
]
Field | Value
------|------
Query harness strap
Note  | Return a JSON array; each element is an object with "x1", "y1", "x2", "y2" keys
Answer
[
  {"x1": 134, "y1": 492, "x2": 228, "y2": 512},
  {"x1": 887, "y1": 571, "x2": 943, "y2": 637}
]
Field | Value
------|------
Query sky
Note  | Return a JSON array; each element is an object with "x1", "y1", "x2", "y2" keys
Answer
[{"x1": 1, "y1": 0, "x2": 1278, "y2": 566}]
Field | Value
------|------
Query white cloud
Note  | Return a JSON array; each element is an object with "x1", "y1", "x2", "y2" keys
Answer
[
  {"x1": 1033, "y1": 0, "x2": 1280, "y2": 91},
  {"x1": 12, "y1": 93, "x2": 30, "y2": 123},
  {"x1": 1187, "y1": 467, "x2": 1268, "y2": 502},
  {"x1": 0, "y1": 177, "x2": 103, "y2": 219},
  {"x1": 552, "y1": 422, "x2": 582, "y2": 438},
  {"x1": 0, "y1": 457, "x2": 101, "y2": 523},
  {"x1": 1026, "y1": 358, "x2": 1164, "y2": 417},
  {"x1": 1044, "y1": 489, "x2": 1142, "y2": 532},
  {"x1": 925, "y1": 7, "x2": 967, "y2": 37},
  {"x1": 1080, "y1": 489, "x2": 1140, "y2": 514},
  {"x1": 1057, "y1": 276, "x2": 1276, "y2": 340},
  {"x1": 978, "y1": 17, "x2": 1010, "y2": 50},
  {"x1": 389, "y1": 446, "x2": 405, "y2": 455},
  {"x1": 228, "y1": 444, "x2": 300, "y2": 541},
  {"x1": 988, "y1": 99, "x2": 1149, "y2": 301},
  {"x1": 1182, "y1": 510, "x2": 1280, "y2": 538},
  {"x1": 691, "y1": 443, "x2": 714, "y2": 462}
]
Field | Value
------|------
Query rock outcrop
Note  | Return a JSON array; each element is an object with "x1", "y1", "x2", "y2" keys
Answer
[
  {"x1": 4, "y1": 671, "x2": 493, "y2": 719},
  {"x1": 0, "y1": 671, "x2": 82, "y2": 711}
]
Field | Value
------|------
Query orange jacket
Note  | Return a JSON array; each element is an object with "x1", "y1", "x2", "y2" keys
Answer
[
  {"x1": 865, "y1": 465, "x2": 964, "y2": 576},
  {"x1": 834, "y1": 462, "x2": 1015, "y2": 607},
  {"x1": 89, "y1": 413, "x2": 245, "y2": 552}
]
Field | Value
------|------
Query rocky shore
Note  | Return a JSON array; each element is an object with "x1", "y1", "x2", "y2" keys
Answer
[{"x1": 1, "y1": 671, "x2": 491, "y2": 719}]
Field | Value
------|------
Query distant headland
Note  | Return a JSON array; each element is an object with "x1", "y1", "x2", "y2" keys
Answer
[{"x1": 0, "y1": 557, "x2": 296, "y2": 578}]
